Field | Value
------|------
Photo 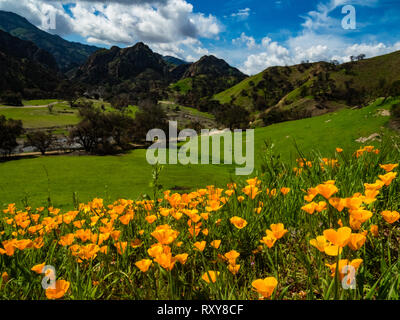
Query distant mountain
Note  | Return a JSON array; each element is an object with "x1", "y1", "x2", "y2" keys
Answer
[
  {"x1": 0, "y1": 10, "x2": 100, "y2": 72},
  {"x1": 162, "y1": 55, "x2": 189, "y2": 67},
  {"x1": 183, "y1": 55, "x2": 245, "y2": 79},
  {"x1": 75, "y1": 42, "x2": 169, "y2": 85},
  {"x1": 74, "y1": 42, "x2": 172, "y2": 102},
  {"x1": 170, "y1": 55, "x2": 247, "y2": 106},
  {"x1": 0, "y1": 30, "x2": 75, "y2": 99}
]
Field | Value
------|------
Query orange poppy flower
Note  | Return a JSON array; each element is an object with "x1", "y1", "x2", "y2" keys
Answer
[
  {"x1": 210, "y1": 240, "x2": 221, "y2": 249},
  {"x1": 201, "y1": 271, "x2": 219, "y2": 283},
  {"x1": 269, "y1": 223, "x2": 288, "y2": 239},
  {"x1": 45, "y1": 280, "x2": 70, "y2": 300},
  {"x1": 280, "y1": 188, "x2": 291, "y2": 195},
  {"x1": 252, "y1": 277, "x2": 278, "y2": 299},
  {"x1": 135, "y1": 259, "x2": 152, "y2": 272},
  {"x1": 348, "y1": 233, "x2": 367, "y2": 251},
  {"x1": 370, "y1": 225, "x2": 379, "y2": 237},
  {"x1": 228, "y1": 264, "x2": 240, "y2": 275},
  {"x1": 323, "y1": 227, "x2": 352, "y2": 248},
  {"x1": 31, "y1": 262, "x2": 46, "y2": 274},
  {"x1": 175, "y1": 253, "x2": 189, "y2": 265},
  {"x1": 260, "y1": 231, "x2": 277, "y2": 248},
  {"x1": 230, "y1": 216, "x2": 248, "y2": 229},
  {"x1": 194, "y1": 241, "x2": 206, "y2": 252},
  {"x1": 381, "y1": 210, "x2": 400, "y2": 224},
  {"x1": 378, "y1": 172, "x2": 397, "y2": 186},
  {"x1": 379, "y1": 164, "x2": 398, "y2": 172}
]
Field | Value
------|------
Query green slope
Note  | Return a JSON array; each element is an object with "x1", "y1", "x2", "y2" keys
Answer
[{"x1": 213, "y1": 51, "x2": 400, "y2": 126}]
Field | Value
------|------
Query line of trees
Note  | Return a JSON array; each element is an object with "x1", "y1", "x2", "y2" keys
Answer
[{"x1": 69, "y1": 100, "x2": 169, "y2": 155}]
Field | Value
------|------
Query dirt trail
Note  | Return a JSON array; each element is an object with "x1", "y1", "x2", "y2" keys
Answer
[{"x1": 0, "y1": 101, "x2": 66, "y2": 109}]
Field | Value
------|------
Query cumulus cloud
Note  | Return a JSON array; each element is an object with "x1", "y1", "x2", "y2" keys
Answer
[
  {"x1": 240, "y1": 37, "x2": 292, "y2": 74},
  {"x1": 239, "y1": 30, "x2": 400, "y2": 75},
  {"x1": 232, "y1": 32, "x2": 256, "y2": 49}
]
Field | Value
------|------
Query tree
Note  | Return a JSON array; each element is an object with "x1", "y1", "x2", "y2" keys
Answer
[
  {"x1": 356, "y1": 54, "x2": 366, "y2": 61},
  {"x1": 262, "y1": 109, "x2": 285, "y2": 125},
  {"x1": 1, "y1": 92, "x2": 23, "y2": 106},
  {"x1": 0, "y1": 115, "x2": 24, "y2": 157},
  {"x1": 26, "y1": 130, "x2": 55, "y2": 155},
  {"x1": 70, "y1": 104, "x2": 135, "y2": 154},
  {"x1": 111, "y1": 94, "x2": 130, "y2": 112},
  {"x1": 107, "y1": 112, "x2": 135, "y2": 148},
  {"x1": 47, "y1": 104, "x2": 54, "y2": 114},
  {"x1": 214, "y1": 104, "x2": 250, "y2": 130},
  {"x1": 390, "y1": 80, "x2": 400, "y2": 97},
  {"x1": 392, "y1": 103, "x2": 400, "y2": 120},
  {"x1": 133, "y1": 100, "x2": 169, "y2": 142}
]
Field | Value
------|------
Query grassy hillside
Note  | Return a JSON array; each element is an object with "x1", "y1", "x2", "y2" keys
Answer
[
  {"x1": 213, "y1": 51, "x2": 400, "y2": 126},
  {"x1": 0, "y1": 97, "x2": 397, "y2": 210}
]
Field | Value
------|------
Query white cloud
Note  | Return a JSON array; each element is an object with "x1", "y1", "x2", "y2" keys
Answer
[
  {"x1": 241, "y1": 37, "x2": 292, "y2": 74},
  {"x1": 232, "y1": 32, "x2": 256, "y2": 49},
  {"x1": 231, "y1": 8, "x2": 251, "y2": 20}
]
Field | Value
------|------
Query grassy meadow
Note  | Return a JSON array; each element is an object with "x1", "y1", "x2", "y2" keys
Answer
[{"x1": 0, "y1": 102, "x2": 80, "y2": 129}]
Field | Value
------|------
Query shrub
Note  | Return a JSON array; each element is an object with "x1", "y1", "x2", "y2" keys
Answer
[
  {"x1": 392, "y1": 103, "x2": 400, "y2": 120},
  {"x1": 0, "y1": 115, "x2": 24, "y2": 157},
  {"x1": 214, "y1": 104, "x2": 250, "y2": 130},
  {"x1": 1, "y1": 92, "x2": 23, "y2": 106}
]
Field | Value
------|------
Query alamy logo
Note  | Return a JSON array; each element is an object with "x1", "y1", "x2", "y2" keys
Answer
[
  {"x1": 41, "y1": 10, "x2": 56, "y2": 30},
  {"x1": 41, "y1": 265, "x2": 56, "y2": 290},
  {"x1": 146, "y1": 121, "x2": 254, "y2": 176},
  {"x1": 342, "y1": 5, "x2": 356, "y2": 30}
]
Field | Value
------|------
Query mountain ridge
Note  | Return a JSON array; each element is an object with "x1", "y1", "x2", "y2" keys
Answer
[{"x1": 0, "y1": 10, "x2": 100, "y2": 72}]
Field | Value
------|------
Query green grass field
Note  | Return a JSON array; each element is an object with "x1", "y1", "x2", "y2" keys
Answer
[
  {"x1": 22, "y1": 99, "x2": 60, "y2": 106},
  {"x1": 0, "y1": 98, "x2": 397, "y2": 211},
  {"x1": 0, "y1": 102, "x2": 80, "y2": 129},
  {"x1": 159, "y1": 101, "x2": 215, "y2": 120}
]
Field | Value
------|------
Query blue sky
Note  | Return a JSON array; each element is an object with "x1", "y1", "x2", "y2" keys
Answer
[{"x1": 0, "y1": 0, "x2": 399, "y2": 74}]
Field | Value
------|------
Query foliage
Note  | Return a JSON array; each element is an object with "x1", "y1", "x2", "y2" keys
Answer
[
  {"x1": 214, "y1": 104, "x2": 250, "y2": 130},
  {"x1": 0, "y1": 115, "x2": 24, "y2": 157},
  {"x1": 26, "y1": 130, "x2": 55, "y2": 155},
  {"x1": 69, "y1": 103, "x2": 135, "y2": 154}
]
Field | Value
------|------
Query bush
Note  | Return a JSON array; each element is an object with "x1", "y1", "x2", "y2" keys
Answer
[
  {"x1": 392, "y1": 103, "x2": 400, "y2": 120},
  {"x1": 0, "y1": 115, "x2": 24, "y2": 156},
  {"x1": 133, "y1": 100, "x2": 169, "y2": 142},
  {"x1": 1, "y1": 92, "x2": 23, "y2": 106},
  {"x1": 214, "y1": 104, "x2": 250, "y2": 130},
  {"x1": 262, "y1": 108, "x2": 285, "y2": 126}
]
